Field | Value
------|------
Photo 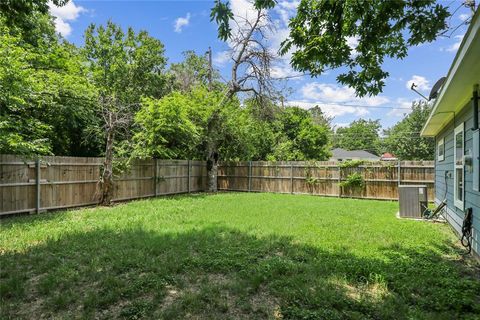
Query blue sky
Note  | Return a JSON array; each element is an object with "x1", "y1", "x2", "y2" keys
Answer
[{"x1": 49, "y1": 0, "x2": 475, "y2": 130}]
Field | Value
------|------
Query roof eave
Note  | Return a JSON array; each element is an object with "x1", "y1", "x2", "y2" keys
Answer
[{"x1": 421, "y1": 9, "x2": 480, "y2": 137}]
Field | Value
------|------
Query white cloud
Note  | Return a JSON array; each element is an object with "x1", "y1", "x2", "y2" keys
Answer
[
  {"x1": 301, "y1": 83, "x2": 390, "y2": 106},
  {"x1": 286, "y1": 100, "x2": 369, "y2": 117},
  {"x1": 275, "y1": 0, "x2": 299, "y2": 25},
  {"x1": 231, "y1": 0, "x2": 262, "y2": 24},
  {"x1": 445, "y1": 34, "x2": 464, "y2": 52},
  {"x1": 270, "y1": 61, "x2": 304, "y2": 79},
  {"x1": 54, "y1": 18, "x2": 72, "y2": 37},
  {"x1": 174, "y1": 13, "x2": 191, "y2": 33},
  {"x1": 283, "y1": 82, "x2": 394, "y2": 118},
  {"x1": 48, "y1": 1, "x2": 86, "y2": 37},
  {"x1": 387, "y1": 98, "x2": 413, "y2": 117},
  {"x1": 213, "y1": 50, "x2": 232, "y2": 66},
  {"x1": 346, "y1": 36, "x2": 359, "y2": 57},
  {"x1": 406, "y1": 75, "x2": 430, "y2": 91},
  {"x1": 459, "y1": 13, "x2": 470, "y2": 22},
  {"x1": 332, "y1": 122, "x2": 350, "y2": 130}
]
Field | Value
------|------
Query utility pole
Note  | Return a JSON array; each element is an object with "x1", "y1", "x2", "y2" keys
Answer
[{"x1": 207, "y1": 46, "x2": 213, "y2": 90}]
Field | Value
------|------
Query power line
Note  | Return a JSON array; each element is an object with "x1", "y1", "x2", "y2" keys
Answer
[
  {"x1": 269, "y1": 67, "x2": 337, "y2": 81},
  {"x1": 290, "y1": 101, "x2": 413, "y2": 110}
]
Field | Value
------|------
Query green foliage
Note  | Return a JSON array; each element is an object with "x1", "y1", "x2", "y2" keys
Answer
[
  {"x1": 212, "y1": 0, "x2": 450, "y2": 96},
  {"x1": 134, "y1": 94, "x2": 200, "y2": 159},
  {"x1": 335, "y1": 119, "x2": 381, "y2": 155},
  {"x1": 83, "y1": 21, "x2": 171, "y2": 165},
  {"x1": 280, "y1": 0, "x2": 450, "y2": 96},
  {"x1": 269, "y1": 107, "x2": 331, "y2": 161},
  {"x1": 382, "y1": 101, "x2": 434, "y2": 160},
  {"x1": 0, "y1": 0, "x2": 68, "y2": 45},
  {"x1": 0, "y1": 20, "x2": 100, "y2": 156},
  {"x1": 1, "y1": 194, "x2": 479, "y2": 319},
  {"x1": 169, "y1": 51, "x2": 220, "y2": 92},
  {"x1": 309, "y1": 105, "x2": 333, "y2": 129},
  {"x1": 338, "y1": 159, "x2": 367, "y2": 169},
  {"x1": 133, "y1": 87, "x2": 255, "y2": 161},
  {"x1": 210, "y1": 0, "x2": 234, "y2": 41},
  {"x1": 339, "y1": 172, "x2": 365, "y2": 189},
  {"x1": 84, "y1": 21, "x2": 169, "y2": 105},
  {"x1": 134, "y1": 89, "x2": 332, "y2": 162}
]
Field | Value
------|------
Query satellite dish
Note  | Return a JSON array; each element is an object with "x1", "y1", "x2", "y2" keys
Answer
[{"x1": 428, "y1": 77, "x2": 446, "y2": 100}]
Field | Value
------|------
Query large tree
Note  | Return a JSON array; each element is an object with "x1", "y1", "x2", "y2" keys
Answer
[
  {"x1": 207, "y1": 2, "x2": 281, "y2": 191},
  {"x1": 83, "y1": 21, "x2": 169, "y2": 204},
  {"x1": 382, "y1": 101, "x2": 434, "y2": 160},
  {"x1": 0, "y1": 16, "x2": 99, "y2": 156},
  {"x1": 133, "y1": 86, "x2": 261, "y2": 161},
  {"x1": 269, "y1": 107, "x2": 331, "y2": 161},
  {"x1": 309, "y1": 105, "x2": 333, "y2": 129},
  {"x1": 0, "y1": 0, "x2": 69, "y2": 45},
  {"x1": 212, "y1": 0, "x2": 450, "y2": 96},
  {"x1": 334, "y1": 119, "x2": 381, "y2": 155},
  {"x1": 169, "y1": 50, "x2": 221, "y2": 93}
]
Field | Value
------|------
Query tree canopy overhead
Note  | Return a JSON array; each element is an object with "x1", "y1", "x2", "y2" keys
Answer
[{"x1": 212, "y1": 0, "x2": 451, "y2": 96}]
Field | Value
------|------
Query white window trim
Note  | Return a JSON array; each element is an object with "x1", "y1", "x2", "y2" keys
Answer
[
  {"x1": 454, "y1": 123, "x2": 464, "y2": 210},
  {"x1": 437, "y1": 137, "x2": 445, "y2": 161}
]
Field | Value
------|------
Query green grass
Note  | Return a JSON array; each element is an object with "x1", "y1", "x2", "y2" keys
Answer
[{"x1": 1, "y1": 193, "x2": 479, "y2": 319}]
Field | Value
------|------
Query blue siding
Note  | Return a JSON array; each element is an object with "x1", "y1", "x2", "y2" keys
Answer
[{"x1": 435, "y1": 102, "x2": 480, "y2": 257}]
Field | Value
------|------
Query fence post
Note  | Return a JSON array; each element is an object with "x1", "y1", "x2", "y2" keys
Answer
[
  {"x1": 248, "y1": 161, "x2": 252, "y2": 192},
  {"x1": 188, "y1": 160, "x2": 191, "y2": 193},
  {"x1": 153, "y1": 159, "x2": 158, "y2": 197},
  {"x1": 35, "y1": 158, "x2": 41, "y2": 214},
  {"x1": 397, "y1": 160, "x2": 401, "y2": 186},
  {"x1": 338, "y1": 164, "x2": 342, "y2": 198},
  {"x1": 290, "y1": 163, "x2": 294, "y2": 194}
]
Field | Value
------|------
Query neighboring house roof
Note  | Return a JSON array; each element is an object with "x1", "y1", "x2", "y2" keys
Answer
[
  {"x1": 380, "y1": 152, "x2": 397, "y2": 159},
  {"x1": 380, "y1": 152, "x2": 397, "y2": 161},
  {"x1": 330, "y1": 148, "x2": 379, "y2": 160},
  {"x1": 421, "y1": 9, "x2": 480, "y2": 136}
]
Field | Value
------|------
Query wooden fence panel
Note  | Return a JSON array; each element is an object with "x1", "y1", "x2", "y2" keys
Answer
[
  {"x1": 292, "y1": 161, "x2": 340, "y2": 196},
  {"x1": 113, "y1": 159, "x2": 155, "y2": 201},
  {"x1": 190, "y1": 160, "x2": 207, "y2": 192},
  {"x1": 1, "y1": 155, "x2": 207, "y2": 216},
  {"x1": 0, "y1": 154, "x2": 36, "y2": 214},
  {"x1": 218, "y1": 160, "x2": 435, "y2": 201},
  {"x1": 41, "y1": 156, "x2": 103, "y2": 210}
]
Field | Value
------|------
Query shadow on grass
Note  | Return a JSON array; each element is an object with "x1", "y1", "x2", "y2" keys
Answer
[{"x1": 1, "y1": 226, "x2": 479, "y2": 319}]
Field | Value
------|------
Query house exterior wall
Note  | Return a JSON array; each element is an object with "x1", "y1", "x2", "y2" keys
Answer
[{"x1": 434, "y1": 102, "x2": 480, "y2": 258}]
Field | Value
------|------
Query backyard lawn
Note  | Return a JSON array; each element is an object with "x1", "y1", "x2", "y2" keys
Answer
[{"x1": 1, "y1": 193, "x2": 479, "y2": 319}]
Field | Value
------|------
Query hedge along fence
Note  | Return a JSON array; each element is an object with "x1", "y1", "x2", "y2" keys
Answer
[
  {"x1": 0, "y1": 154, "x2": 207, "y2": 216},
  {"x1": 217, "y1": 160, "x2": 435, "y2": 201}
]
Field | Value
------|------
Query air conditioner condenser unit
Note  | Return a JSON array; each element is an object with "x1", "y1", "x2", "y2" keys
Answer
[{"x1": 398, "y1": 185, "x2": 428, "y2": 219}]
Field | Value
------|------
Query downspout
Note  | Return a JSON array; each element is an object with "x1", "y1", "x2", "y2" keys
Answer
[{"x1": 473, "y1": 84, "x2": 479, "y2": 131}]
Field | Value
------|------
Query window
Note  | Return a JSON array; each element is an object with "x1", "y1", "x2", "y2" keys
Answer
[
  {"x1": 454, "y1": 123, "x2": 464, "y2": 209},
  {"x1": 437, "y1": 137, "x2": 445, "y2": 161}
]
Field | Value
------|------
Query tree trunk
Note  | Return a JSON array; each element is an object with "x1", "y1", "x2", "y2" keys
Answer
[
  {"x1": 101, "y1": 128, "x2": 114, "y2": 205},
  {"x1": 207, "y1": 149, "x2": 218, "y2": 192}
]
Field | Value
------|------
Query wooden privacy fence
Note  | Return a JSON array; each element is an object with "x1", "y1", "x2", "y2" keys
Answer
[
  {"x1": 217, "y1": 160, "x2": 435, "y2": 201},
  {"x1": 1, "y1": 155, "x2": 435, "y2": 216},
  {"x1": 0, "y1": 155, "x2": 207, "y2": 216}
]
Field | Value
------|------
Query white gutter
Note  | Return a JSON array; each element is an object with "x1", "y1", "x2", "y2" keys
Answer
[{"x1": 421, "y1": 9, "x2": 480, "y2": 137}]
